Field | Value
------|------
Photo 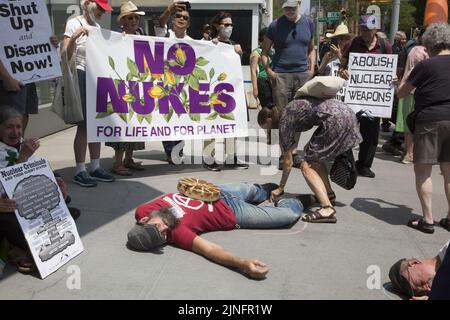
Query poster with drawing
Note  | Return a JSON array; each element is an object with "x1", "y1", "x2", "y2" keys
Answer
[
  {"x1": 330, "y1": 61, "x2": 346, "y2": 102},
  {"x1": 344, "y1": 53, "x2": 397, "y2": 118},
  {"x1": 0, "y1": 158, "x2": 83, "y2": 279},
  {"x1": 0, "y1": 0, "x2": 62, "y2": 83}
]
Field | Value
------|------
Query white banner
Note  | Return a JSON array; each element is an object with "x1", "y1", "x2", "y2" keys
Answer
[
  {"x1": 86, "y1": 28, "x2": 248, "y2": 142},
  {"x1": 344, "y1": 53, "x2": 398, "y2": 118},
  {"x1": 0, "y1": 158, "x2": 84, "y2": 279},
  {"x1": 0, "y1": 0, "x2": 61, "y2": 83}
]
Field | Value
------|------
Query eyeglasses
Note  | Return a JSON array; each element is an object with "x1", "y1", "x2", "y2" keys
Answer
[
  {"x1": 125, "y1": 15, "x2": 140, "y2": 21},
  {"x1": 220, "y1": 23, "x2": 234, "y2": 28},
  {"x1": 175, "y1": 13, "x2": 190, "y2": 21}
]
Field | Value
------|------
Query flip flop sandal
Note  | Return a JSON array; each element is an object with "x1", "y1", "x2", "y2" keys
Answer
[
  {"x1": 301, "y1": 206, "x2": 337, "y2": 223},
  {"x1": 439, "y1": 218, "x2": 450, "y2": 232},
  {"x1": 407, "y1": 218, "x2": 435, "y2": 234},
  {"x1": 111, "y1": 166, "x2": 133, "y2": 176}
]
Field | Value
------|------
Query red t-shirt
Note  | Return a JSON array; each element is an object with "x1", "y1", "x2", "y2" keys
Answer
[{"x1": 135, "y1": 193, "x2": 237, "y2": 250}]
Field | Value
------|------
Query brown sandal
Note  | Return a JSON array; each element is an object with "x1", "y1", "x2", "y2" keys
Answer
[
  {"x1": 301, "y1": 206, "x2": 337, "y2": 223},
  {"x1": 111, "y1": 166, "x2": 132, "y2": 176},
  {"x1": 124, "y1": 160, "x2": 144, "y2": 171}
]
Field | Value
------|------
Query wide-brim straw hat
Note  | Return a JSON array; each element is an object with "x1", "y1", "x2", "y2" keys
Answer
[
  {"x1": 326, "y1": 24, "x2": 351, "y2": 38},
  {"x1": 117, "y1": 1, "x2": 145, "y2": 22}
]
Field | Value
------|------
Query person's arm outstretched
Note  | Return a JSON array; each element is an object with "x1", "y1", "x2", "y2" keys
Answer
[{"x1": 192, "y1": 236, "x2": 270, "y2": 279}]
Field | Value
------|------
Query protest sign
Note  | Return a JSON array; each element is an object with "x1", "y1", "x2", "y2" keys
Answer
[
  {"x1": 0, "y1": 0, "x2": 61, "y2": 83},
  {"x1": 344, "y1": 53, "x2": 397, "y2": 118},
  {"x1": 86, "y1": 28, "x2": 248, "y2": 142},
  {"x1": 330, "y1": 60, "x2": 346, "y2": 102},
  {"x1": 0, "y1": 158, "x2": 83, "y2": 279}
]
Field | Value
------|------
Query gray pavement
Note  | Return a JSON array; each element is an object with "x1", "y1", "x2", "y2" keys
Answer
[{"x1": 0, "y1": 110, "x2": 448, "y2": 299}]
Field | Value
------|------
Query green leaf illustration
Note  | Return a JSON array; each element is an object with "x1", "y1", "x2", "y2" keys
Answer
[
  {"x1": 181, "y1": 89, "x2": 187, "y2": 103},
  {"x1": 219, "y1": 113, "x2": 235, "y2": 120},
  {"x1": 118, "y1": 113, "x2": 127, "y2": 123},
  {"x1": 209, "y1": 68, "x2": 215, "y2": 79},
  {"x1": 126, "y1": 72, "x2": 133, "y2": 81},
  {"x1": 108, "y1": 56, "x2": 115, "y2": 70},
  {"x1": 196, "y1": 57, "x2": 209, "y2": 66},
  {"x1": 122, "y1": 94, "x2": 135, "y2": 103},
  {"x1": 127, "y1": 58, "x2": 139, "y2": 78},
  {"x1": 188, "y1": 76, "x2": 199, "y2": 91},
  {"x1": 206, "y1": 112, "x2": 219, "y2": 120},
  {"x1": 139, "y1": 73, "x2": 148, "y2": 82},
  {"x1": 96, "y1": 102, "x2": 114, "y2": 119},
  {"x1": 193, "y1": 67, "x2": 207, "y2": 81},
  {"x1": 168, "y1": 59, "x2": 178, "y2": 67},
  {"x1": 218, "y1": 72, "x2": 227, "y2": 81},
  {"x1": 189, "y1": 113, "x2": 201, "y2": 121},
  {"x1": 137, "y1": 114, "x2": 145, "y2": 124},
  {"x1": 163, "y1": 107, "x2": 173, "y2": 123},
  {"x1": 144, "y1": 114, "x2": 152, "y2": 124},
  {"x1": 128, "y1": 107, "x2": 135, "y2": 121},
  {"x1": 113, "y1": 79, "x2": 120, "y2": 90}
]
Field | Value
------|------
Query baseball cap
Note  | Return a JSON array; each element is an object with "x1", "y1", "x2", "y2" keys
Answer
[
  {"x1": 282, "y1": 1, "x2": 300, "y2": 8},
  {"x1": 91, "y1": 0, "x2": 113, "y2": 12},
  {"x1": 389, "y1": 259, "x2": 415, "y2": 297},
  {"x1": 127, "y1": 224, "x2": 166, "y2": 251},
  {"x1": 359, "y1": 14, "x2": 378, "y2": 30}
]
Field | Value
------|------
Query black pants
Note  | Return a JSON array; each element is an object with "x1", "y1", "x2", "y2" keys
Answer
[
  {"x1": 356, "y1": 117, "x2": 380, "y2": 169},
  {"x1": 0, "y1": 213, "x2": 28, "y2": 250}
]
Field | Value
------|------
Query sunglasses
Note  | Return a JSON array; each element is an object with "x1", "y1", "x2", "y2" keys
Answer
[
  {"x1": 175, "y1": 13, "x2": 190, "y2": 21},
  {"x1": 220, "y1": 23, "x2": 233, "y2": 28}
]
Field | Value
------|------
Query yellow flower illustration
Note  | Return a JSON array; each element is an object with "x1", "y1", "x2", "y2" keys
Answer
[
  {"x1": 148, "y1": 86, "x2": 164, "y2": 99},
  {"x1": 218, "y1": 73, "x2": 227, "y2": 81},
  {"x1": 153, "y1": 74, "x2": 163, "y2": 81},
  {"x1": 165, "y1": 71, "x2": 176, "y2": 85},
  {"x1": 122, "y1": 94, "x2": 135, "y2": 103},
  {"x1": 175, "y1": 47, "x2": 186, "y2": 65}
]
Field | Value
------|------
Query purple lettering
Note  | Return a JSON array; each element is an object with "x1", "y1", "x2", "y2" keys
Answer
[
  {"x1": 189, "y1": 83, "x2": 210, "y2": 114},
  {"x1": 167, "y1": 43, "x2": 196, "y2": 76},
  {"x1": 134, "y1": 40, "x2": 165, "y2": 74},
  {"x1": 128, "y1": 81, "x2": 156, "y2": 115},
  {"x1": 158, "y1": 83, "x2": 186, "y2": 114},
  {"x1": 96, "y1": 77, "x2": 127, "y2": 113},
  {"x1": 213, "y1": 83, "x2": 236, "y2": 113}
]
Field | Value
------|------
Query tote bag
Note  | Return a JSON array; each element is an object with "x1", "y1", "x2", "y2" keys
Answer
[{"x1": 51, "y1": 49, "x2": 84, "y2": 124}]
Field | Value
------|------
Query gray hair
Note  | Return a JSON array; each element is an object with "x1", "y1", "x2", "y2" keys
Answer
[
  {"x1": 422, "y1": 23, "x2": 450, "y2": 54},
  {"x1": 150, "y1": 208, "x2": 178, "y2": 230},
  {"x1": 0, "y1": 107, "x2": 22, "y2": 126}
]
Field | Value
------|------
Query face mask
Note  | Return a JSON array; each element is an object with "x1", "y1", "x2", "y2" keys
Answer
[{"x1": 220, "y1": 26, "x2": 233, "y2": 39}]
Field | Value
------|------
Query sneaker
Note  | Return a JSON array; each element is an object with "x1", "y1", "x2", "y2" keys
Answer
[
  {"x1": 68, "y1": 207, "x2": 81, "y2": 220},
  {"x1": 382, "y1": 142, "x2": 403, "y2": 156},
  {"x1": 225, "y1": 157, "x2": 249, "y2": 169},
  {"x1": 401, "y1": 155, "x2": 413, "y2": 164},
  {"x1": 89, "y1": 168, "x2": 115, "y2": 182},
  {"x1": 356, "y1": 166, "x2": 375, "y2": 178},
  {"x1": 203, "y1": 162, "x2": 221, "y2": 172},
  {"x1": 73, "y1": 171, "x2": 98, "y2": 187}
]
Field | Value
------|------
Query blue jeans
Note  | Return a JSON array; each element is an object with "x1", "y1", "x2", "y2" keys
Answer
[{"x1": 220, "y1": 183, "x2": 304, "y2": 229}]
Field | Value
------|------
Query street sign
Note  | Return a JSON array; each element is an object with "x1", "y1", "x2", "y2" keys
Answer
[
  {"x1": 318, "y1": 17, "x2": 340, "y2": 22},
  {"x1": 327, "y1": 11, "x2": 340, "y2": 18}
]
